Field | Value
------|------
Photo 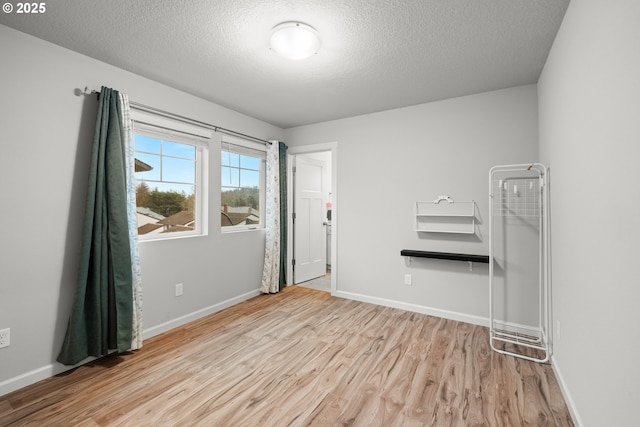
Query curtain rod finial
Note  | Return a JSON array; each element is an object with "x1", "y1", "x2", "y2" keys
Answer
[{"x1": 74, "y1": 86, "x2": 99, "y2": 98}]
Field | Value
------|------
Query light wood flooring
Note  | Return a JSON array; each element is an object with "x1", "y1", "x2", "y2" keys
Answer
[{"x1": 1, "y1": 286, "x2": 574, "y2": 426}]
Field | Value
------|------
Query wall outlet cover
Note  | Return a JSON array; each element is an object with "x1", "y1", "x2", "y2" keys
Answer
[{"x1": 0, "y1": 328, "x2": 10, "y2": 348}]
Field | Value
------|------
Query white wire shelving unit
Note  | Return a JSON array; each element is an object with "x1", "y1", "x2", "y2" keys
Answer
[{"x1": 489, "y1": 163, "x2": 551, "y2": 363}]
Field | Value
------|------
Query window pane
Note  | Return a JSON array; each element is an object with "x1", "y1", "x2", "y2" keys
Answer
[
  {"x1": 163, "y1": 157, "x2": 195, "y2": 184},
  {"x1": 240, "y1": 169, "x2": 259, "y2": 188},
  {"x1": 221, "y1": 166, "x2": 240, "y2": 187},
  {"x1": 134, "y1": 128, "x2": 206, "y2": 239},
  {"x1": 136, "y1": 182, "x2": 194, "y2": 219},
  {"x1": 221, "y1": 152, "x2": 263, "y2": 228},
  {"x1": 221, "y1": 188, "x2": 259, "y2": 211},
  {"x1": 240, "y1": 155, "x2": 260, "y2": 170},
  {"x1": 163, "y1": 140, "x2": 195, "y2": 159},
  {"x1": 134, "y1": 152, "x2": 161, "y2": 181},
  {"x1": 135, "y1": 134, "x2": 161, "y2": 154},
  {"x1": 149, "y1": 182, "x2": 194, "y2": 195},
  {"x1": 221, "y1": 151, "x2": 239, "y2": 167}
]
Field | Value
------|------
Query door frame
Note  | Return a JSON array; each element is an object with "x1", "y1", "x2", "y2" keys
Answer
[{"x1": 287, "y1": 142, "x2": 338, "y2": 294}]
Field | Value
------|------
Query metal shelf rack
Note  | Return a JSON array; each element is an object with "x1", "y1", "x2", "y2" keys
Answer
[{"x1": 489, "y1": 163, "x2": 551, "y2": 363}]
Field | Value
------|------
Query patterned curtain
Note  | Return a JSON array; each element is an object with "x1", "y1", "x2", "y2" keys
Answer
[
  {"x1": 261, "y1": 141, "x2": 287, "y2": 293},
  {"x1": 119, "y1": 93, "x2": 143, "y2": 350},
  {"x1": 58, "y1": 87, "x2": 142, "y2": 365}
]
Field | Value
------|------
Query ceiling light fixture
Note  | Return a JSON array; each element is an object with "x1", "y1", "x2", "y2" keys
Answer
[{"x1": 270, "y1": 22, "x2": 321, "y2": 60}]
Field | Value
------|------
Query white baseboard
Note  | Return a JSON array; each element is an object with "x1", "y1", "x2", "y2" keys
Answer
[
  {"x1": 0, "y1": 289, "x2": 261, "y2": 398},
  {"x1": 551, "y1": 356, "x2": 583, "y2": 427},
  {"x1": 0, "y1": 363, "x2": 68, "y2": 397},
  {"x1": 142, "y1": 289, "x2": 261, "y2": 339},
  {"x1": 333, "y1": 290, "x2": 489, "y2": 327}
]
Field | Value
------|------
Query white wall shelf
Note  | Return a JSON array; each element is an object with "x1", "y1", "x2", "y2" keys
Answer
[{"x1": 415, "y1": 196, "x2": 475, "y2": 234}]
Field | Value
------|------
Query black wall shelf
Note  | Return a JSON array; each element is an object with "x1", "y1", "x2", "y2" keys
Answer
[{"x1": 400, "y1": 250, "x2": 489, "y2": 264}]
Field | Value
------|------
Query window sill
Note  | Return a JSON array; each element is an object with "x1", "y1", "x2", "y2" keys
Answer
[
  {"x1": 139, "y1": 232, "x2": 207, "y2": 243},
  {"x1": 221, "y1": 226, "x2": 265, "y2": 234}
]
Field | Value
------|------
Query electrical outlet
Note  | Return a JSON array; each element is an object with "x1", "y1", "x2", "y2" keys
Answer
[
  {"x1": 404, "y1": 274, "x2": 412, "y2": 286},
  {"x1": 175, "y1": 283, "x2": 183, "y2": 297},
  {"x1": 0, "y1": 328, "x2": 10, "y2": 348}
]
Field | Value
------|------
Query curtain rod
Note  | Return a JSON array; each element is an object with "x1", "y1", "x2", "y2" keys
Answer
[{"x1": 75, "y1": 87, "x2": 272, "y2": 146}]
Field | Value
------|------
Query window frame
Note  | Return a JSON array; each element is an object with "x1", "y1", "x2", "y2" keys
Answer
[
  {"x1": 220, "y1": 137, "x2": 267, "y2": 232},
  {"x1": 133, "y1": 122, "x2": 209, "y2": 241}
]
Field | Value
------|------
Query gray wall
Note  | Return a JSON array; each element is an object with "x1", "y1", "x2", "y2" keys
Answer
[
  {"x1": 0, "y1": 25, "x2": 283, "y2": 394},
  {"x1": 538, "y1": 1, "x2": 640, "y2": 425},
  {"x1": 284, "y1": 85, "x2": 539, "y2": 324}
]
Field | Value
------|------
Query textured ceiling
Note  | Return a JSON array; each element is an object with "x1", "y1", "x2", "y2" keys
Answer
[{"x1": 0, "y1": 0, "x2": 570, "y2": 128}]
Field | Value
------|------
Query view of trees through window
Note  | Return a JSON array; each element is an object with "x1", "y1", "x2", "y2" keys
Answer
[
  {"x1": 136, "y1": 183, "x2": 194, "y2": 218},
  {"x1": 221, "y1": 187, "x2": 258, "y2": 213}
]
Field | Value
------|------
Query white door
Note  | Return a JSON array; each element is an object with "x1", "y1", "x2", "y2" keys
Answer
[{"x1": 294, "y1": 156, "x2": 327, "y2": 283}]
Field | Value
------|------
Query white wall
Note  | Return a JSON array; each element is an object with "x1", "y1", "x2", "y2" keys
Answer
[
  {"x1": 0, "y1": 25, "x2": 283, "y2": 394},
  {"x1": 284, "y1": 85, "x2": 539, "y2": 324},
  {"x1": 538, "y1": 1, "x2": 640, "y2": 426}
]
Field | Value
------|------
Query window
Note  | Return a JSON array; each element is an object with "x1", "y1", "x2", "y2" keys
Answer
[
  {"x1": 134, "y1": 124, "x2": 208, "y2": 240},
  {"x1": 221, "y1": 139, "x2": 266, "y2": 231}
]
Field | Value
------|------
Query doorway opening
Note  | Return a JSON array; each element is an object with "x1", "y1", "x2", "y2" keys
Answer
[{"x1": 287, "y1": 142, "x2": 337, "y2": 294}]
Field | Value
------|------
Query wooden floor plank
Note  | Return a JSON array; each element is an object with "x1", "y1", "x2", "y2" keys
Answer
[{"x1": 0, "y1": 286, "x2": 574, "y2": 426}]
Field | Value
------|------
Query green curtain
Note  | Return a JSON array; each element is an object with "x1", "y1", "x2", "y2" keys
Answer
[
  {"x1": 58, "y1": 87, "x2": 133, "y2": 366},
  {"x1": 278, "y1": 142, "x2": 288, "y2": 290}
]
